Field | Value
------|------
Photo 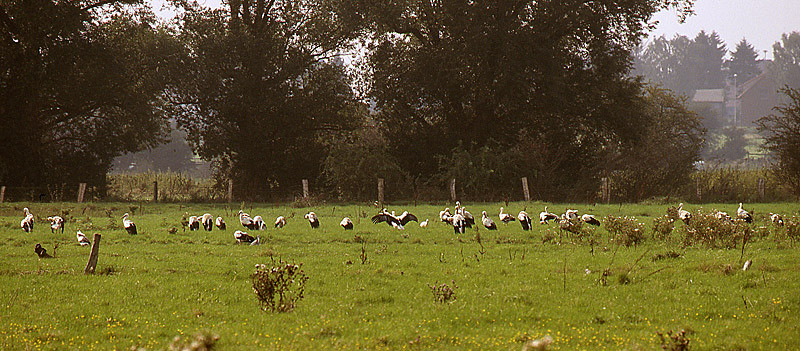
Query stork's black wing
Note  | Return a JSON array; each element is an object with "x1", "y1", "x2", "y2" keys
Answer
[
  {"x1": 400, "y1": 213, "x2": 418, "y2": 225},
  {"x1": 371, "y1": 214, "x2": 391, "y2": 224}
]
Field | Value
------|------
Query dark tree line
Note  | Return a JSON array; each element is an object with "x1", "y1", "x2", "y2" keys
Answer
[{"x1": 3, "y1": 0, "x2": 712, "y2": 202}]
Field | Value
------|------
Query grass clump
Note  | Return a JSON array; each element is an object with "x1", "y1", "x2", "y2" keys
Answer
[
  {"x1": 605, "y1": 215, "x2": 646, "y2": 247},
  {"x1": 251, "y1": 262, "x2": 309, "y2": 312},
  {"x1": 681, "y1": 209, "x2": 751, "y2": 248},
  {"x1": 428, "y1": 280, "x2": 458, "y2": 304}
]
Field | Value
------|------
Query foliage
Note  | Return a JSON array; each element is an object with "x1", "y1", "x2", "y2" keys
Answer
[
  {"x1": 168, "y1": 331, "x2": 219, "y2": 351},
  {"x1": 609, "y1": 86, "x2": 705, "y2": 202},
  {"x1": 633, "y1": 31, "x2": 726, "y2": 96},
  {"x1": 604, "y1": 215, "x2": 646, "y2": 247},
  {"x1": 171, "y1": 1, "x2": 364, "y2": 200},
  {"x1": 681, "y1": 209, "x2": 750, "y2": 249},
  {"x1": 435, "y1": 142, "x2": 524, "y2": 201},
  {"x1": 107, "y1": 172, "x2": 222, "y2": 202},
  {"x1": 769, "y1": 32, "x2": 800, "y2": 90},
  {"x1": 708, "y1": 127, "x2": 748, "y2": 161},
  {"x1": 757, "y1": 87, "x2": 800, "y2": 196},
  {"x1": 657, "y1": 329, "x2": 690, "y2": 351},
  {"x1": 0, "y1": 1, "x2": 180, "y2": 191},
  {"x1": 363, "y1": 0, "x2": 694, "y2": 197},
  {"x1": 726, "y1": 39, "x2": 760, "y2": 81},
  {"x1": 651, "y1": 215, "x2": 675, "y2": 240},
  {"x1": 428, "y1": 280, "x2": 457, "y2": 304},
  {"x1": 251, "y1": 262, "x2": 309, "y2": 312},
  {"x1": 322, "y1": 128, "x2": 411, "y2": 202}
]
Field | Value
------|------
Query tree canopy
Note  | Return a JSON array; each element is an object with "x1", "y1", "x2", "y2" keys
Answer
[{"x1": 0, "y1": 0, "x2": 180, "y2": 190}]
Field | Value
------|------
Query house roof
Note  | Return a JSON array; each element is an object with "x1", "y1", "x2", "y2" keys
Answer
[{"x1": 692, "y1": 89, "x2": 725, "y2": 103}]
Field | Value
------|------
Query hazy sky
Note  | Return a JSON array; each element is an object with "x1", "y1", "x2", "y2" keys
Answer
[
  {"x1": 649, "y1": 0, "x2": 800, "y2": 59},
  {"x1": 151, "y1": 0, "x2": 799, "y2": 59}
]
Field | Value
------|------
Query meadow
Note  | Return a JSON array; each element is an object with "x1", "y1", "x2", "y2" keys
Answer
[{"x1": 1, "y1": 201, "x2": 799, "y2": 350}]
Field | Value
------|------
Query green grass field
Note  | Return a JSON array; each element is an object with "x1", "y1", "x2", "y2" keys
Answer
[{"x1": 1, "y1": 202, "x2": 799, "y2": 350}]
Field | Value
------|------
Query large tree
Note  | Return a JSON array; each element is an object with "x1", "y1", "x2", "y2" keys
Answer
[
  {"x1": 683, "y1": 30, "x2": 726, "y2": 91},
  {"x1": 360, "y1": 0, "x2": 693, "y2": 199},
  {"x1": 0, "y1": 0, "x2": 179, "y2": 193},
  {"x1": 171, "y1": 0, "x2": 363, "y2": 199},
  {"x1": 757, "y1": 87, "x2": 800, "y2": 196},
  {"x1": 770, "y1": 32, "x2": 800, "y2": 90},
  {"x1": 726, "y1": 38, "x2": 760, "y2": 81}
]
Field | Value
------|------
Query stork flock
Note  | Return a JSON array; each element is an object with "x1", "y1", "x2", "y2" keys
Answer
[{"x1": 18, "y1": 201, "x2": 778, "y2": 251}]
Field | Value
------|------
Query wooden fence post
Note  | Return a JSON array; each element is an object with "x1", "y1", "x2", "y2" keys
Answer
[
  {"x1": 696, "y1": 178, "x2": 702, "y2": 202},
  {"x1": 449, "y1": 179, "x2": 457, "y2": 202},
  {"x1": 153, "y1": 181, "x2": 158, "y2": 203},
  {"x1": 377, "y1": 178, "x2": 384, "y2": 208},
  {"x1": 601, "y1": 177, "x2": 611, "y2": 204},
  {"x1": 84, "y1": 233, "x2": 101, "y2": 274},
  {"x1": 521, "y1": 177, "x2": 530, "y2": 202},
  {"x1": 0, "y1": 186, "x2": 5, "y2": 203},
  {"x1": 302, "y1": 179, "x2": 309, "y2": 199},
  {"x1": 227, "y1": 179, "x2": 233, "y2": 203},
  {"x1": 758, "y1": 178, "x2": 765, "y2": 201},
  {"x1": 77, "y1": 183, "x2": 87, "y2": 203}
]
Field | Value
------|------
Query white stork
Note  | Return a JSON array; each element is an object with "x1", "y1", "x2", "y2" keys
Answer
[
  {"x1": 304, "y1": 212, "x2": 320, "y2": 229},
  {"x1": 737, "y1": 203, "x2": 753, "y2": 223},
  {"x1": 234, "y1": 230, "x2": 257, "y2": 244},
  {"x1": 252, "y1": 215, "x2": 265, "y2": 230},
  {"x1": 677, "y1": 203, "x2": 691, "y2": 225},
  {"x1": 21, "y1": 207, "x2": 34, "y2": 232},
  {"x1": 564, "y1": 209, "x2": 579, "y2": 220},
  {"x1": 188, "y1": 216, "x2": 200, "y2": 231},
  {"x1": 452, "y1": 213, "x2": 466, "y2": 234},
  {"x1": 201, "y1": 213, "x2": 214, "y2": 231},
  {"x1": 581, "y1": 214, "x2": 601, "y2": 226},
  {"x1": 499, "y1": 207, "x2": 516, "y2": 224},
  {"x1": 419, "y1": 219, "x2": 429, "y2": 228},
  {"x1": 770, "y1": 213, "x2": 784, "y2": 227},
  {"x1": 76, "y1": 230, "x2": 91, "y2": 246},
  {"x1": 439, "y1": 208, "x2": 452, "y2": 223},
  {"x1": 215, "y1": 216, "x2": 227, "y2": 230},
  {"x1": 461, "y1": 207, "x2": 475, "y2": 228},
  {"x1": 239, "y1": 210, "x2": 255, "y2": 229},
  {"x1": 518, "y1": 211, "x2": 532, "y2": 231},
  {"x1": 371, "y1": 209, "x2": 404, "y2": 229},
  {"x1": 481, "y1": 211, "x2": 497, "y2": 230},
  {"x1": 340, "y1": 217, "x2": 354, "y2": 230},
  {"x1": 539, "y1": 206, "x2": 558, "y2": 224},
  {"x1": 122, "y1": 213, "x2": 137, "y2": 235},
  {"x1": 274, "y1": 216, "x2": 286, "y2": 228},
  {"x1": 714, "y1": 210, "x2": 731, "y2": 222},
  {"x1": 48, "y1": 216, "x2": 64, "y2": 234}
]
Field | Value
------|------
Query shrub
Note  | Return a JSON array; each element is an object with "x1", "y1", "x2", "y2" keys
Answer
[
  {"x1": 681, "y1": 209, "x2": 750, "y2": 249},
  {"x1": 605, "y1": 215, "x2": 646, "y2": 247},
  {"x1": 429, "y1": 280, "x2": 458, "y2": 304},
  {"x1": 251, "y1": 262, "x2": 309, "y2": 312},
  {"x1": 652, "y1": 215, "x2": 675, "y2": 240},
  {"x1": 657, "y1": 329, "x2": 690, "y2": 351},
  {"x1": 168, "y1": 331, "x2": 220, "y2": 351}
]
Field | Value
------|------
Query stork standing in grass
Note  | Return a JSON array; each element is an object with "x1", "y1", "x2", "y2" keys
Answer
[
  {"x1": 371, "y1": 209, "x2": 404, "y2": 229},
  {"x1": 21, "y1": 208, "x2": 34, "y2": 232},
  {"x1": 419, "y1": 219, "x2": 429, "y2": 228},
  {"x1": 499, "y1": 207, "x2": 516, "y2": 224},
  {"x1": 274, "y1": 216, "x2": 286, "y2": 228},
  {"x1": 188, "y1": 216, "x2": 200, "y2": 231},
  {"x1": 539, "y1": 206, "x2": 558, "y2": 224},
  {"x1": 440, "y1": 208, "x2": 452, "y2": 223},
  {"x1": 770, "y1": 213, "x2": 784, "y2": 227},
  {"x1": 677, "y1": 203, "x2": 691, "y2": 225},
  {"x1": 340, "y1": 217, "x2": 354, "y2": 230},
  {"x1": 76, "y1": 230, "x2": 91, "y2": 246},
  {"x1": 239, "y1": 210, "x2": 255, "y2": 229},
  {"x1": 581, "y1": 214, "x2": 601, "y2": 226},
  {"x1": 201, "y1": 213, "x2": 214, "y2": 231},
  {"x1": 452, "y1": 213, "x2": 466, "y2": 234},
  {"x1": 481, "y1": 211, "x2": 497, "y2": 230},
  {"x1": 215, "y1": 217, "x2": 227, "y2": 230},
  {"x1": 48, "y1": 216, "x2": 64, "y2": 234},
  {"x1": 737, "y1": 203, "x2": 753, "y2": 223},
  {"x1": 122, "y1": 213, "x2": 137, "y2": 235},
  {"x1": 564, "y1": 209, "x2": 579, "y2": 220},
  {"x1": 518, "y1": 211, "x2": 532, "y2": 231},
  {"x1": 304, "y1": 212, "x2": 320, "y2": 229},
  {"x1": 252, "y1": 215, "x2": 265, "y2": 230}
]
